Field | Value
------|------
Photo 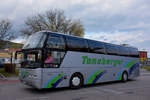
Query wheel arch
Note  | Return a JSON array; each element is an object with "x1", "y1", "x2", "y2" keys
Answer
[
  {"x1": 123, "y1": 70, "x2": 128, "y2": 76},
  {"x1": 71, "y1": 72, "x2": 84, "y2": 81}
]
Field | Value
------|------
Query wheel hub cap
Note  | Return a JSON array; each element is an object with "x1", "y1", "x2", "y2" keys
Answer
[{"x1": 72, "y1": 77, "x2": 80, "y2": 86}]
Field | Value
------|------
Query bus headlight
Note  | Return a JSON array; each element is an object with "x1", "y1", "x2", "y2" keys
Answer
[
  {"x1": 28, "y1": 75, "x2": 38, "y2": 79},
  {"x1": 33, "y1": 75, "x2": 38, "y2": 78}
]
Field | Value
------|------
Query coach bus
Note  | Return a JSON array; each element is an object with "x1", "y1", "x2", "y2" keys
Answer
[{"x1": 16, "y1": 31, "x2": 140, "y2": 89}]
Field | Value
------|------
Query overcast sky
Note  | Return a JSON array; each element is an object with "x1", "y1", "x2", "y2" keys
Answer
[{"x1": 0, "y1": 0, "x2": 150, "y2": 56}]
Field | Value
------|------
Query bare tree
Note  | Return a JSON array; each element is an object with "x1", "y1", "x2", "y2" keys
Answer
[
  {"x1": 21, "y1": 9, "x2": 84, "y2": 37},
  {"x1": 68, "y1": 20, "x2": 84, "y2": 37},
  {"x1": 0, "y1": 19, "x2": 14, "y2": 40}
]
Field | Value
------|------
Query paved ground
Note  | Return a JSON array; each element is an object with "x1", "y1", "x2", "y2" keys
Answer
[{"x1": 0, "y1": 69, "x2": 150, "y2": 100}]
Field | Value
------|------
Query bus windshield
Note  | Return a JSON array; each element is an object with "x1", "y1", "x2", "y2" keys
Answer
[
  {"x1": 21, "y1": 50, "x2": 42, "y2": 68},
  {"x1": 23, "y1": 32, "x2": 46, "y2": 49}
]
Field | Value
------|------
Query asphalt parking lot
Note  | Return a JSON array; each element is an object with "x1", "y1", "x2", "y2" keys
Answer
[{"x1": 0, "y1": 69, "x2": 150, "y2": 100}]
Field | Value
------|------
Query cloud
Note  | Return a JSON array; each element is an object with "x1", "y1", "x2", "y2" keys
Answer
[
  {"x1": 70, "y1": 0, "x2": 150, "y2": 32},
  {"x1": 85, "y1": 31, "x2": 150, "y2": 56},
  {"x1": 1, "y1": 0, "x2": 150, "y2": 57},
  {"x1": 0, "y1": 0, "x2": 149, "y2": 32}
]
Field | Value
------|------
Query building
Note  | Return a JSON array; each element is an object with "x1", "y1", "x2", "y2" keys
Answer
[
  {"x1": 139, "y1": 51, "x2": 148, "y2": 65},
  {"x1": 0, "y1": 48, "x2": 21, "y2": 63},
  {"x1": 0, "y1": 50, "x2": 10, "y2": 58}
]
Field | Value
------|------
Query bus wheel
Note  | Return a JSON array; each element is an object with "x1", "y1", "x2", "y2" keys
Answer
[
  {"x1": 122, "y1": 72, "x2": 128, "y2": 82},
  {"x1": 70, "y1": 73, "x2": 83, "y2": 89}
]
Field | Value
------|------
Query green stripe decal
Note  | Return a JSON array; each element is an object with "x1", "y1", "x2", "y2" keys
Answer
[
  {"x1": 87, "y1": 70, "x2": 103, "y2": 84},
  {"x1": 118, "y1": 75, "x2": 122, "y2": 80},
  {"x1": 116, "y1": 70, "x2": 123, "y2": 80},
  {"x1": 116, "y1": 60, "x2": 137, "y2": 80},
  {"x1": 45, "y1": 73, "x2": 64, "y2": 88},
  {"x1": 125, "y1": 60, "x2": 136, "y2": 68},
  {"x1": 21, "y1": 71, "x2": 29, "y2": 79}
]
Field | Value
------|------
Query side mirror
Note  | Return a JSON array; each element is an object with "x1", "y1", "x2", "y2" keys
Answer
[
  {"x1": 15, "y1": 51, "x2": 17, "y2": 60},
  {"x1": 14, "y1": 51, "x2": 22, "y2": 64},
  {"x1": 14, "y1": 51, "x2": 22, "y2": 60}
]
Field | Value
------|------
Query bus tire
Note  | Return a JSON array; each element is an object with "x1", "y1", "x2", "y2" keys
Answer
[
  {"x1": 122, "y1": 71, "x2": 128, "y2": 82},
  {"x1": 70, "y1": 73, "x2": 83, "y2": 89}
]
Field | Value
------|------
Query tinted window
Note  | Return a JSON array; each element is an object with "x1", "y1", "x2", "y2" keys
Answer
[
  {"x1": 88, "y1": 40, "x2": 106, "y2": 54},
  {"x1": 21, "y1": 50, "x2": 42, "y2": 68},
  {"x1": 128, "y1": 48, "x2": 139, "y2": 57},
  {"x1": 46, "y1": 34, "x2": 65, "y2": 50},
  {"x1": 118, "y1": 46, "x2": 129, "y2": 56},
  {"x1": 66, "y1": 36, "x2": 88, "y2": 52},
  {"x1": 44, "y1": 50, "x2": 65, "y2": 68},
  {"x1": 105, "y1": 44, "x2": 119, "y2": 55}
]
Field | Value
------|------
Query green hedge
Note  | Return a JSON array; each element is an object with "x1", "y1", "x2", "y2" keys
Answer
[
  {"x1": 141, "y1": 66, "x2": 150, "y2": 71},
  {"x1": 0, "y1": 68, "x2": 19, "y2": 77}
]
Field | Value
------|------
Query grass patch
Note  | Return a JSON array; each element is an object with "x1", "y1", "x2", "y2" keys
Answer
[
  {"x1": 0, "y1": 68, "x2": 19, "y2": 77},
  {"x1": 141, "y1": 66, "x2": 150, "y2": 71}
]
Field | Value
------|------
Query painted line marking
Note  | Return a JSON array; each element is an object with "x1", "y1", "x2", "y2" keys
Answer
[
  {"x1": 93, "y1": 87, "x2": 124, "y2": 94},
  {"x1": 0, "y1": 80, "x2": 20, "y2": 83},
  {"x1": 116, "y1": 86, "x2": 150, "y2": 90},
  {"x1": 17, "y1": 96, "x2": 48, "y2": 100},
  {"x1": 100, "y1": 88, "x2": 123, "y2": 94},
  {"x1": 76, "y1": 87, "x2": 124, "y2": 95},
  {"x1": 76, "y1": 90, "x2": 101, "y2": 95}
]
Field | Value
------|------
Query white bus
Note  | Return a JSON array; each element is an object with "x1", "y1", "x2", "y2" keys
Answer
[{"x1": 16, "y1": 31, "x2": 140, "y2": 89}]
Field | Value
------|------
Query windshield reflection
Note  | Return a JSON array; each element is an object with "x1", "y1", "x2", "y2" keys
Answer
[
  {"x1": 21, "y1": 50, "x2": 42, "y2": 68},
  {"x1": 23, "y1": 32, "x2": 46, "y2": 49}
]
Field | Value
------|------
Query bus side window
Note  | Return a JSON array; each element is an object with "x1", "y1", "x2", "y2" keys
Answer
[
  {"x1": 44, "y1": 51, "x2": 65, "y2": 68},
  {"x1": 66, "y1": 36, "x2": 88, "y2": 52},
  {"x1": 88, "y1": 40, "x2": 106, "y2": 54},
  {"x1": 128, "y1": 48, "x2": 139, "y2": 57},
  {"x1": 46, "y1": 34, "x2": 65, "y2": 50},
  {"x1": 105, "y1": 44, "x2": 118, "y2": 55}
]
